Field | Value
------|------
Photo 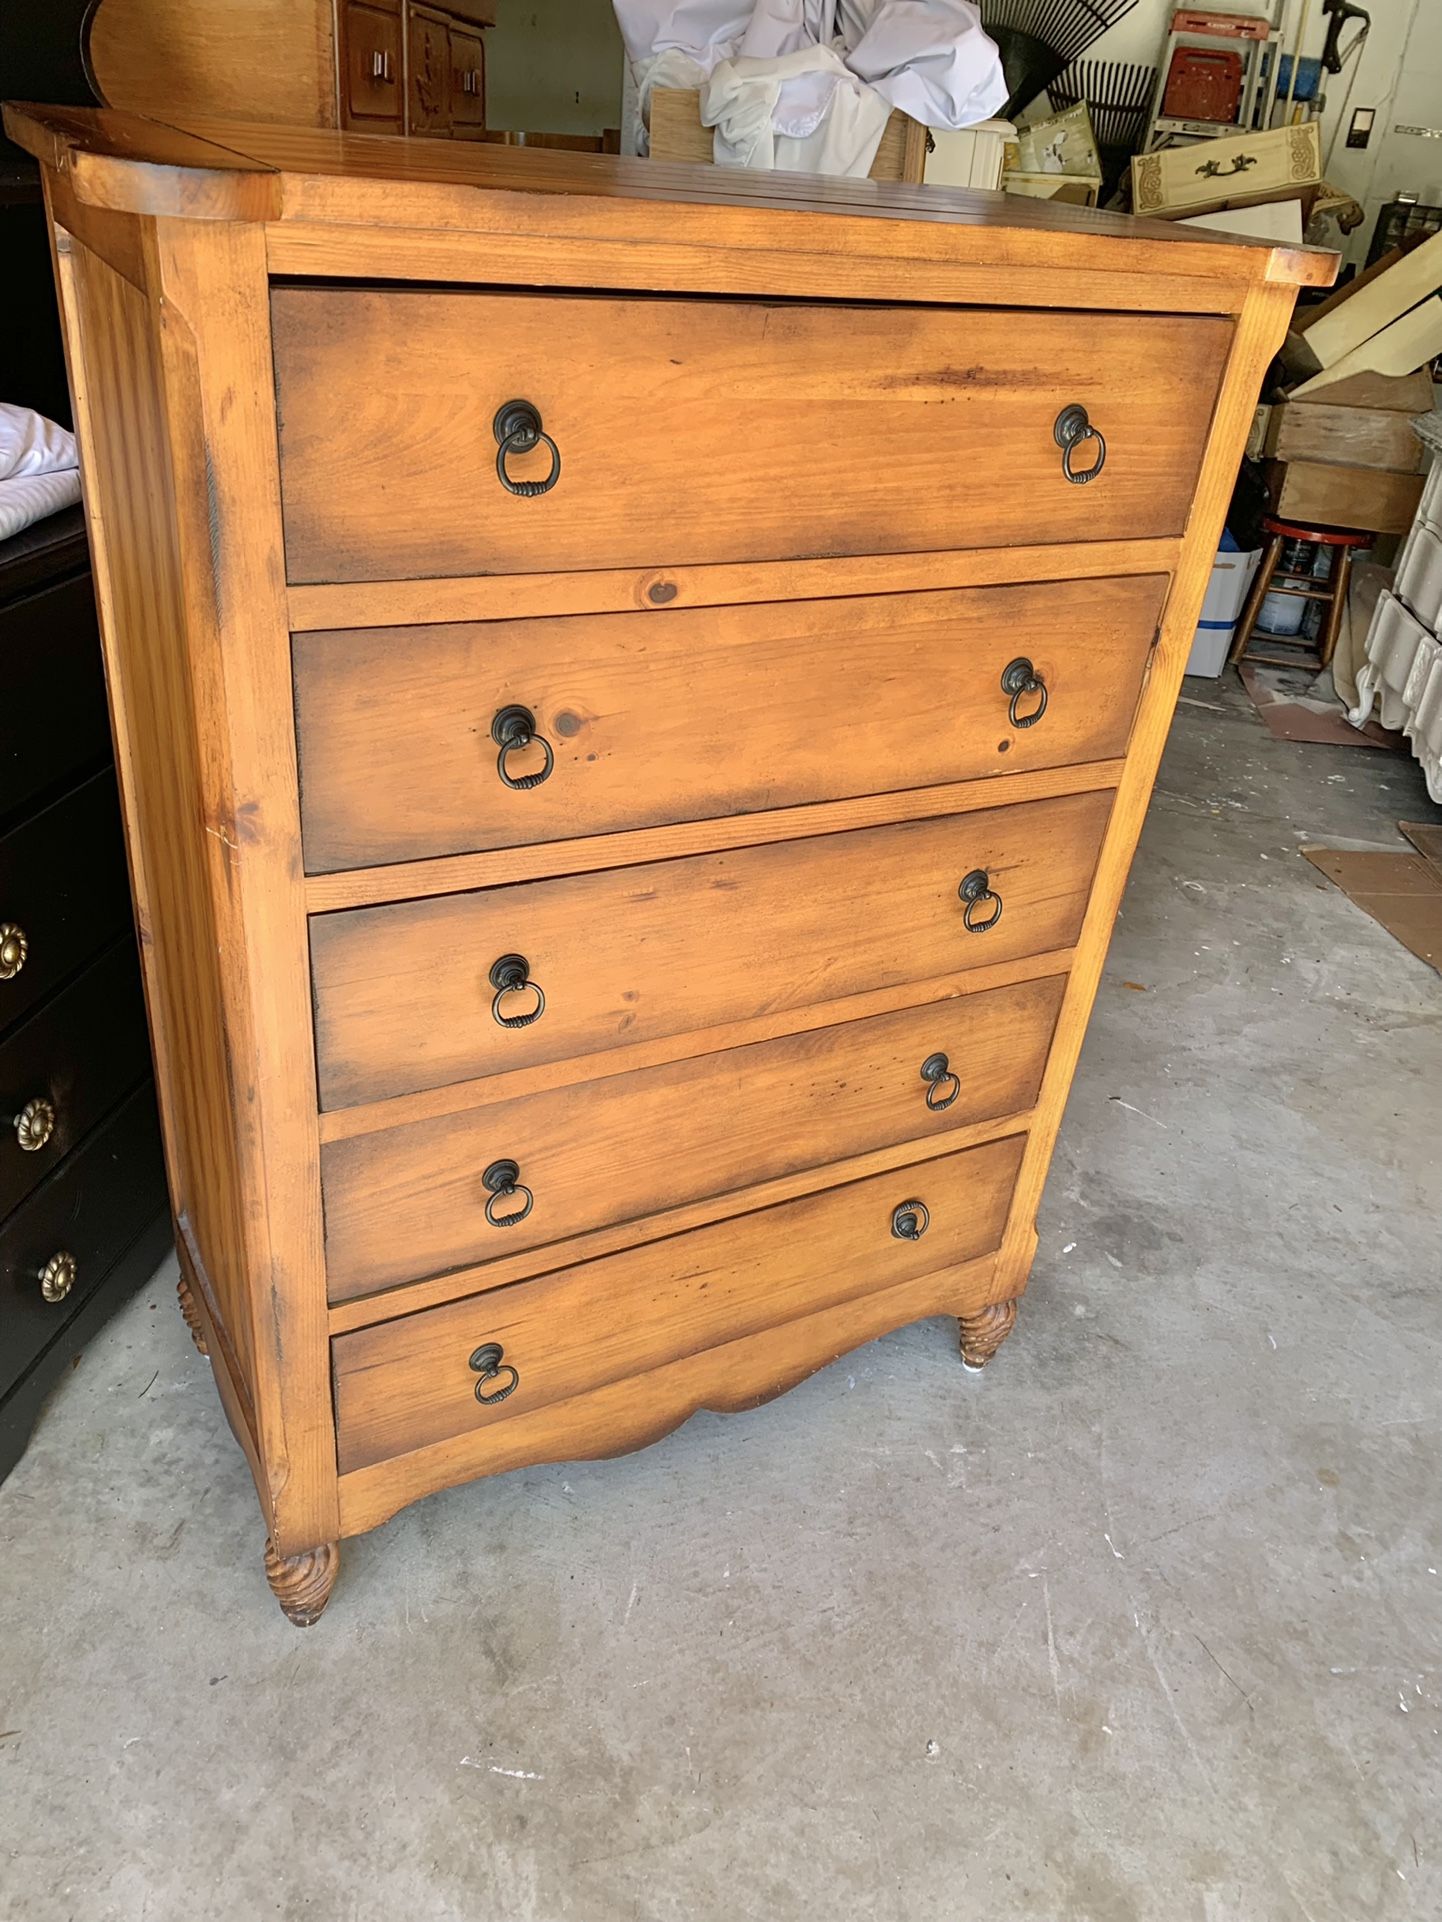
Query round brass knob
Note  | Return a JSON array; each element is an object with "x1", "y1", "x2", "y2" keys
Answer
[
  {"x1": 11, "y1": 1097, "x2": 57, "y2": 1152},
  {"x1": 39, "y1": 1251, "x2": 77, "y2": 1304},
  {"x1": 0, "y1": 923, "x2": 28, "y2": 980}
]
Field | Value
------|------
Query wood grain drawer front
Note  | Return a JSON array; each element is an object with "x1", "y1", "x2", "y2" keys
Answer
[
  {"x1": 322, "y1": 974, "x2": 1064, "y2": 1299},
  {"x1": 270, "y1": 287, "x2": 1231, "y2": 584},
  {"x1": 294, "y1": 576, "x2": 1164, "y2": 874},
  {"x1": 332, "y1": 1132, "x2": 1025, "y2": 1472},
  {"x1": 311, "y1": 787, "x2": 1112, "y2": 1108},
  {"x1": 341, "y1": 1, "x2": 404, "y2": 131}
]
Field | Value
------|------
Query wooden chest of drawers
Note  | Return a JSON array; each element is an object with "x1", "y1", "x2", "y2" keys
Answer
[{"x1": 5, "y1": 101, "x2": 1329, "y2": 1622}]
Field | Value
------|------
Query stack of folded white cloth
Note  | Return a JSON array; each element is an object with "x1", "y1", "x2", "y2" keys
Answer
[
  {"x1": 617, "y1": 0, "x2": 1006, "y2": 176},
  {"x1": 0, "y1": 405, "x2": 82, "y2": 542}
]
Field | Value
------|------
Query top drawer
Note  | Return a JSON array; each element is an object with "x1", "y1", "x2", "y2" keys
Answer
[{"x1": 271, "y1": 288, "x2": 1231, "y2": 584}]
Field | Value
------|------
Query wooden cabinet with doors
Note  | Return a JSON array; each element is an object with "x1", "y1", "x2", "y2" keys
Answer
[{"x1": 83, "y1": 0, "x2": 495, "y2": 138}]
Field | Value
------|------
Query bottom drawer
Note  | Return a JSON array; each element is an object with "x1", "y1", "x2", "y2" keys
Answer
[
  {"x1": 333, "y1": 1132, "x2": 1025, "y2": 1474},
  {"x1": 0, "y1": 1081, "x2": 165, "y2": 1394}
]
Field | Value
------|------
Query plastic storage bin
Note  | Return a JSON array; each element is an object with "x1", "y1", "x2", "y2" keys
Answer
[{"x1": 1186, "y1": 530, "x2": 1262, "y2": 675}]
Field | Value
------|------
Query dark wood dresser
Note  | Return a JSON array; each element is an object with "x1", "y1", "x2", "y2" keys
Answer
[{"x1": 0, "y1": 504, "x2": 170, "y2": 1480}]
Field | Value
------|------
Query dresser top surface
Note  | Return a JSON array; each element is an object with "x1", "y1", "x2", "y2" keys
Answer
[{"x1": 3, "y1": 101, "x2": 1334, "y2": 291}]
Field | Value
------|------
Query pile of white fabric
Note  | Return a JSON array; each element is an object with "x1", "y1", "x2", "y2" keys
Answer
[
  {"x1": 617, "y1": 0, "x2": 1007, "y2": 176},
  {"x1": 0, "y1": 406, "x2": 81, "y2": 543}
]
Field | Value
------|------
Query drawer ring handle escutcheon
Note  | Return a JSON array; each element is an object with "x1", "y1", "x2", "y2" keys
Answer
[
  {"x1": 491, "y1": 705, "x2": 555, "y2": 791},
  {"x1": 489, "y1": 953, "x2": 546, "y2": 1029},
  {"x1": 482, "y1": 1158, "x2": 534, "y2": 1229},
  {"x1": 919, "y1": 1052, "x2": 961, "y2": 1113},
  {"x1": 1000, "y1": 657, "x2": 1049, "y2": 729},
  {"x1": 1053, "y1": 404, "x2": 1107, "y2": 486},
  {"x1": 0, "y1": 923, "x2": 27, "y2": 981},
  {"x1": 6, "y1": 1097, "x2": 57, "y2": 1152},
  {"x1": 958, "y1": 869, "x2": 1003, "y2": 933},
  {"x1": 39, "y1": 1251, "x2": 76, "y2": 1304},
  {"x1": 469, "y1": 1341, "x2": 521, "y2": 1405},
  {"x1": 891, "y1": 1199, "x2": 930, "y2": 1242},
  {"x1": 493, "y1": 400, "x2": 562, "y2": 498}
]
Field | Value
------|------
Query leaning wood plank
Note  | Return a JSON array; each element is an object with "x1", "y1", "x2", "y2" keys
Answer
[
  {"x1": 1298, "y1": 228, "x2": 1442, "y2": 367},
  {"x1": 1290, "y1": 295, "x2": 1442, "y2": 399}
]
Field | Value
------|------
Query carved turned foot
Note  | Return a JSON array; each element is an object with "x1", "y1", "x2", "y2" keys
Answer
[
  {"x1": 958, "y1": 1299, "x2": 1018, "y2": 1372},
  {"x1": 176, "y1": 1270, "x2": 208, "y2": 1357},
  {"x1": 263, "y1": 1538, "x2": 340, "y2": 1626}
]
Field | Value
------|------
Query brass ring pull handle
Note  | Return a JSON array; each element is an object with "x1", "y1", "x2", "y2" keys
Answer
[
  {"x1": 1000, "y1": 657, "x2": 1048, "y2": 730},
  {"x1": 469, "y1": 1341, "x2": 520, "y2": 1405},
  {"x1": 6, "y1": 1097, "x2": 57, "y2": 1152},
  {"x1": 891, "y1": 1199, "x2": 930, "y2": 1242},
  {"x1": 493, "y1": 400, "x2": 561, "y2": 498},
  {"x1": 489, "y1": 953, "x2": 546, "y2": 1029},
  {"x1": 482, "y1": 1158, "x2": 534, "y2": 1229},
  {"x1": 958, "y1": 869, "x2": 1003, "y2": 933},
  {"x1": 1053, "y1": 404, "x2": 1106, "y2": 486},
  {"x1": 491, "y1": 705, "x2": 555, "y2": 791},
  {"x1": 0, "y1": 923, "x2": 27, "y2": 981},
  {"x1": 919, "y1": 1052, "x2": 961, "y2": 1113},
  {"x1": 39, "y1": 1250, "x2": 76, "y2": 1303}
]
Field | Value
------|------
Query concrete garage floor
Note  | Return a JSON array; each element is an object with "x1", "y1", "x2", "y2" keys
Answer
[{"x1": 2, "y1": 677, "x2": 1439, "y2": 1922}]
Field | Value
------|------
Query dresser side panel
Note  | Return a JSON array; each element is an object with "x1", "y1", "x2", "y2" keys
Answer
[
  {"x1": 992, "y1": 281, "x2": 1300, "y2": 1295},
  {"x1": 147, "y1": 216, "x2": 337, "y2": 1557},
  {"x1": 54, "y1": 228, "x2": 257, "y2": 1397}
]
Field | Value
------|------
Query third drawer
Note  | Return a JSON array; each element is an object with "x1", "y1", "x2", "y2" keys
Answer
[
  {"x1": 322, "y1": 972, "x2": 1066, "y2": 1300},
  {"x1": 310, "y1": 785, "x2": 1114, "y2": 1107}
]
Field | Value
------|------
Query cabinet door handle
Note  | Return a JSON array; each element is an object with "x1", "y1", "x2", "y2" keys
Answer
[
  {"x1": 469, "y1": 1341, "x2": 520, "y2": 1405},
  {"x1": 0, "y1": 923, "x2": 28, "y2": 980},
  {"x1": 39, "y1": 1251, "x2": 76, "y2": 1303},
  {"x1": 491, "y1": 705, "x2": 555, "y2": 791},
  {"x1": 5, "y1": 1097, "x2": 56, "y2": 1152},
  {"x1": 919, "y1": 1052, "x2": 961, "y2": 1112},
  {"x1": 482, "y1": 1158, "x2": 534, "y2": 1228},
  {"x1": 891, "y1": 1199, "x2": 930, "y2": 1242},
  {"x1": 1053, "y1": 404, "x2": 1106, "y2": 486},
  {"x1": 489, "y1": 953, "x2": 546, "y2": 1029},
  {"x1": 958, "y1": 869, "x2": 1003, "y2": 933},
  {"x1": 493, "y1": 400, "x2": 562, "y2": 498},
  {"x1": 1000, "y1": 657, "x2": 1048, "y2": 729}
]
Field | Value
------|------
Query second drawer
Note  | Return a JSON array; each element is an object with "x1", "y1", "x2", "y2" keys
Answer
[
  {"x1": 310, "y1": 786, "x2": 1114, "y2": 1107},
  {"x1": 322, "y1": 972, "x2": 1066, "y2": 1300},
  {"x1": 293, "y1": 575, "x2": 1163, "y2": 872}
]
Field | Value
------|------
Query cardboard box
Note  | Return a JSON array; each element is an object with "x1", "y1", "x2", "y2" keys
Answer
[
  {"x1": 1131, "y1": 121, "x2": 1321, "y2": 219},
  {"x1": 1003, "y1": 104, "x2": 1102, "y2": 208}
]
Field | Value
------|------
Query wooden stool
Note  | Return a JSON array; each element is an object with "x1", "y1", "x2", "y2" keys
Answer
[{"x1": 1229, "y1": 518, "x2": 1372, "y2": 671}]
